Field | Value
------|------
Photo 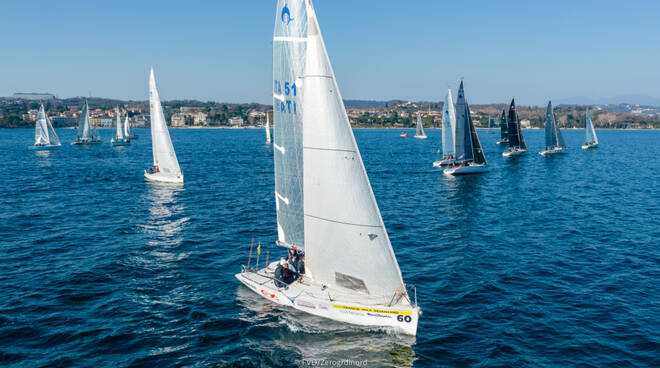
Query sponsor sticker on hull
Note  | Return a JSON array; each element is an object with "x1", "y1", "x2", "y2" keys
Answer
[{"x1": 332, "y1": 305, "x2": 412, "y2": 316}]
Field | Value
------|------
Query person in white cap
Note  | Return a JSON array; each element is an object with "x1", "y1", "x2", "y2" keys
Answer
[{"x1": 274, "y1": 258, "x2": 294, "y2": 288}]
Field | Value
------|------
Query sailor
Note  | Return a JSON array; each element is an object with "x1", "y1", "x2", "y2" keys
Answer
[
  {"x1": 286, "y1": 246, "x2": 298, "y2": 262},
  {"x1": 296, "y1": 254, "x2": 305, "y2": 275},
  {"x1": 274, "y1": 258, "x2": 295, "y2": 288}
]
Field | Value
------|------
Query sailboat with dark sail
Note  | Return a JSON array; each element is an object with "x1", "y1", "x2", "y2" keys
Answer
[
  {"x1": 496, "y1": 110, "x2": 508, "y2": 145},
  {"x1": 540, "y1": 100, "x2": 567, "y2": 155},
  {"x1": 502, "y1": 99, "x2": 527, "y2": 157},
  {"x1": 443, "y1": 81, "x2": 488, "y2": 175},
  {"x1": 582, "y1": 107, "x2": 599, "y2": 149}
]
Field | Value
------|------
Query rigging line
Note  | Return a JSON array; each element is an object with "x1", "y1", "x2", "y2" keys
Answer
[
  {"x1": 304, "y1": 213, "x2": 382, "y2": 228},
  {"x1": 304, "y1": 74, "x2": 333, "y2": 79},
  {"x1": 303, "y1": 146, "x2": 356, "y2": 153}
]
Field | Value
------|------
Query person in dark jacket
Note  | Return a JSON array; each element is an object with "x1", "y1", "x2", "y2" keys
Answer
[{"x1": 274, "y1": 258, "x2": 295, "y2": 288}]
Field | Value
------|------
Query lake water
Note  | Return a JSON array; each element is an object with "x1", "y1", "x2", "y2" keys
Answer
[{"x1": 1, "y1": 128, "x2": 658, "y2": 367}]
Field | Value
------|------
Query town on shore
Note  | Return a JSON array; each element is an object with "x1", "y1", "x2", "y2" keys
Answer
[{"x1": 1, "y1": 92, "x2": 658, "y2": 130}]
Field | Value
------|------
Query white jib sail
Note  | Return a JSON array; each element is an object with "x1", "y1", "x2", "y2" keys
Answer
[
  {"x1": 302, "y1": 1, "x2": 406, "y2": 300},
  {"x1": 415, "y1": 113, "x2": 426, "y2": 137},
  {"x1": 586, "y1": 107, "x2": 598, "y2": 144},
  {"x1": 442, "y1": 89, "x2": 456, "y2": 157},
  {"x1": 123, "y1": 116, "x2": 130, "y2": 138},
  {"x1": 266, "y1": 113, "x2": 272, "y2": 143},
  {"x1": 46, "y1": 116, "x2": 60, "y2": 146},
  {"x1": 34, "y1": 104, "x2": 50, "y2": 145},
  {"x1": 149, "y1": 67, "x2": 182, "y2": 177},
  {"x1": 115, "y1": 106, "x2": 124, "y2": 139},
  {"x1": 78, "y1": 101, "x2": 91, "y2": 140}
]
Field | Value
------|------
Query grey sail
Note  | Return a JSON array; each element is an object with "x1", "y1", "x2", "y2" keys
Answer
[
  {"x1": 415, "y1": 113, "x2": 426, "y2": 137},
  {"x1": 499, "y1": 110, "x2": 507, "y2": 140},
  {"x1": 507, "y1": 99, "x2": 526, "y2": 149},
  {"x1": 273, "y1": 0, "x2": 307, "y2": 249},
  {"x1": 585, "y1": 107, "x2": 598, "y2": 144},
  {"x1": 465, "y1": 89, "x2": 486, "y2": 165},
  {"x1": 545, "y1": 101, "x2": 566, "y2": 148},
  {"x1": 454, "y1": 81, "x2": 473, "y2": 161}
]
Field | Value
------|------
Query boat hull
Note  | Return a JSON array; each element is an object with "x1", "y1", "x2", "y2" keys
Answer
[
  {"x1": 29, "y1": 145, "x2": 61, "y2": 151},
  {"x1": 443, "y1": 164, "x2": 489, "y2": 175},
  {"x1": 496, "y1": 139, "x2": 509, "y2": 145},
  {"x1": 235, "y1": 266, "x2": 420, "y2": 336},
  {"x1": 111, "y1": 139, "x2": 131, "y2": 146},
  {"x1": 433, "y1": 159, "x2": 455, "y2": 167},
  {"x1": 502, "y1": 149, "x2": 527, "y2": 157},
  {"x1": 71, "y1": 140, "x2": 102, "y2": 146},
  {"x1": 539, "y1": 148, "x2": 568, "y2": 156},
  {"x1": 413, "y1": 135, "x2": 427, "y2": 139},
  {"x1": 581, "y1": 143, "x2": 598, "y2": 150},
  {"x1": 144, "y1": 170, "x2": 183, "y2": 184}
]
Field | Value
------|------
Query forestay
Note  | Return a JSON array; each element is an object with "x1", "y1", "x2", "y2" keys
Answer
[
  {"x1": 442, "y1": 89, "x2": 456, "y2": 157},
  {"x1": 301, "y1": 1, "x2": 406, "y2": 299},
  {"x1": 273, "y1": 0, "x2": 307, "y2": 249},
  {"x1": 149, "y1": 68, "x2": 181, "y2": 177}
]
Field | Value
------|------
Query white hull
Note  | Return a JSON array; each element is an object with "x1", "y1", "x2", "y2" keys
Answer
[
  {"x1": 144, "y1": 170, "x2": 183, "y2": 184},
  {"x1": 443, "y1": 164, "x2": 489, "y2": 175},
  {"x1": 29, "y1": 145, "x2": 61, "y2": 151},
  {"x1": 413, "y1": 135, "x2": 427, "y2": 139},
  {"x1": 539, "y1": 148, "x2": 568, "y2": 156},
  {"x1": 581, "y1": 143, "x2": 598, "y2": 150},
  {"x1": 433, "y1": 159, "x2": 455, "y2": 167},
  {"x1": 235, "y1": 263, "x2": 420, "y2": 336},
  {"x1": 502, "y1": 149, "x2": 527, "y2": 157},
  {"x1": 111, "y1": 139, "x2": 131, "y2": 146}
]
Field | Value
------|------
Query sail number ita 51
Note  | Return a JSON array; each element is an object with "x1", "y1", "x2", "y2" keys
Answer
[{"x1": 274, "y1": 80, "x2": 298, "y2": 114}]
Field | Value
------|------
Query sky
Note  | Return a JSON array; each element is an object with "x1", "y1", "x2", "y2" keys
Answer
[{"x1": 1, "y1": 0, "x2": 659, "y2": 106}]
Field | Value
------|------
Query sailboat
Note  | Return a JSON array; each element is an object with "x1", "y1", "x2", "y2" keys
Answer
[
  {"x1": 265, "y1": 112, "x2": 272, "y2": 144},
  {"x1": 71, "y1": 100, "x2": 101, "y2": 145},
  {"x1": 29, "y1": 104, "x2": 61, "y2": 150},
  {"x1": 443, "y1": 81, "x2": 488, "y2": 175},
  {"x1": 582, "y1": 107, "x2": 599, "y2": 149},
  {"x1": 144, "y1": 68, "x2": 183, "y2": 184},
  {"x1": 496, "y1": 109, "x2": 508, "y2": 145},
  {"x1": 111, "y1": 106, "x2": 131, "y2": 146},
  {"x1": 433, "y1": 89, "x2": 456, "y2": 167},
  {"x1": 413, "y1": 112, "x2": 427, "y2": 139},
  {"x1": 540, "y1": 100, "x2": 568, "y2": 155},
  {"x1": 502, "y1": 99, "x2": 527, "y2": 157},
  {"x1": 124, "y1": 115, "x2": 138, "y2": 139},
  {"x1": 235, "y1": 0, "x2": 420, "y2": 335}
]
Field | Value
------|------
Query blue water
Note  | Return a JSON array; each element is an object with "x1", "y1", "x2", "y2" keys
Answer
[{"x1": 1, "y1": 128, "x2": 658, "y2": 367}]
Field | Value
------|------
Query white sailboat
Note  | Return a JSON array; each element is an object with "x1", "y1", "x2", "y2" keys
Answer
[
  {"x1": 235, "y1": 0, "x2": 420, "y2": 335},
  {"x1": 29, "y1": 104, "x2": 61, "y2": 150},
  {"x1": 443, "y1": 81, "x2": 489, "y2": 175},
  {"x1": 433, "y1": 89, "x2": 456, "y2": 167},
  {"x1": 144, "y1": 68, "x2": 183, "y2": 184},
  {"x1": 111, "y1": 106, "x2": 131, "y2": 146},
  {"x1": 413, "y1": 112, "x2": 427, "y2": 139},
  {"x1": 582, "y1": 107, "x2": 599, "y2": 149},
  {"x1": 124, "y1": 115, "x2": 138, "y2": 140},
  {"x1": 265, "y1": 112, "x2": 272, "y2": 144},
  {"x1": 71, "y1": 100, "x2": 101, "y2": 145},
  {"x1": 540, "y1": 100, "x2": 568, "y2": 155},
  {"x1": 502, "y1": 98, "x2": 527, "y2": 157}
]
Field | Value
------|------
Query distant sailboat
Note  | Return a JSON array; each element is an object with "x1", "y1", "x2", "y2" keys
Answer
[
  {"x1": 413, "y1": 112, "x2": 427, "y2": 139},
  {"x1": 540, "y1": 100, "x2": 568, "y2": 155},
  {"x1": 144, "y1": 68, "x2": 183, "y2": 184},
  {"x1": 235, "y1": 0, "x2": 420, "y2": 335},
  {"x1": 582, "y1": 107, "x2": 599, "y2": 149},
  {"x1": 433, "y1": 88, "x2": 456, "y2": 167},
  {"x1": 124, "y1": 115, "x2": 138, "y2": 139},
  {"x1": 29, "y1": 104, "x2": 61, "y2": 150},
  {"x1": 502, "y1": 99, "x2": 527, "y2": 157},
  {"x1": 443, "y1": 81, "x2": 488, "y2": 175},
  {"x1": 265, "y1": 112, "x2": 272, "y2": 144},
  {"x1": 111, "y1": 106, "x2": 131, "y2": 146},
  {"x1": 496, "y1": 110, "x2": 508, "y2": 145},
  {"x1": 71, "y1": 100, "x2": 101, "y2": 145}
]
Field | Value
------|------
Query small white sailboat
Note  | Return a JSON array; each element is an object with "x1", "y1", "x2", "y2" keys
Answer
[
  {"x1": 111, "y1": 106, "x2": 131, "y2": 146},
  {"x1": 495, "y1": 110, "x2": 508, "y2": 145},
  {"x1": 71, "y1": 100, "x2": 101, "y2": 145},
  {"x1": 265, "y1": 112, "x2": 272, "y2": 144},
  {"x1": 413, "y1": 112, "x2": 427, "y2": 139},
  {"x1": 433, "y1": 89, "x2": 456, "y2": 167},
  {"x1": 502, "y1": 99, "x2": 527, "y2": 157},
  {"x1": 236, "y1": 0, "x2": 420, "y2": 335},
  {"x1": 144, "y1": 67, "x2": 183, "y2": 184},
  {"x1": 124, "y1": 115, "x2": 138, "y2": 140},
  {"x1": 443, "y1": 81, "x2": 488, "y2": 175},
  {"x1": 29, "y1": 104, "x2": 61, "y2": 150},
  {"x1": 582, "y1": 107, "x2": 599, "y2": 149},
  {"x1": 540, "y1": 100, "x2": 568, "y2": 156}
]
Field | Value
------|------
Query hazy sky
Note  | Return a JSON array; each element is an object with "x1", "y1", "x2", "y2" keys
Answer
[{"x1": 1, "y1": 0, "x2": 658, "y2": 105}]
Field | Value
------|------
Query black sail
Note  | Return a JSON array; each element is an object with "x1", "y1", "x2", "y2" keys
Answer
[
  {"x1": 506, "y1": 99, "x2": 526, "y2": 149},
  {"x1": 499, "y1": 109, "x2": 508, "y2": 140}
]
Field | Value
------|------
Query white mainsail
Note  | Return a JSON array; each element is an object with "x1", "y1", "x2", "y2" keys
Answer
[
  {"x1": 149, "y1": 67, "x2": 182, "y2": 178},
  {"x1": 123, "y1": 116, "x2": 130, "y2": 138},
  {"x1": 302, "y1": 2, "x2": 406, "y2": 299},
  {"x1": 115, "y1": 106, "x2": 124, "y2": 140},
  {"x1": 266, "y1": 113, "x2": 272, "y2": 143},
  {"x1": 78, "y1": 101, "x2": 91, "y2": 140},
  {"x1": 34, "y1": 104, "x2": 50, "y2": 145},
  {"x1": 585, "y1": 107, "x2": 598, "y2": 144},
  {"x1": 442, "y1": 89, "x2": 456, "y2": 157},
  {"x1": 415, "y1": 112, "x2": 426, "y2": 137}
]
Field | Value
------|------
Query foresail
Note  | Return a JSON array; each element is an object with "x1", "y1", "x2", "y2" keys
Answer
[
  {"x1": 149, "y1": 68, "x2": 181, "y2": 176},
  {"x1": 454, "y1": 82, "x2": 473, "y2": 161},
  {"x1": 123, "y1": 116, "x2": 130, "y2": 138},
  {"x1": 115, "y1": 106, "x2": 123, "y2": 139},
  {"x1": 586, "y1": 107, "x2": 597, "y2": 144},
  {"x1": 555, "y1": 111, "x2": 566, "y2": 147},
  {"x1": 46, "y1": 117, "x2": 60, "y2": 145},
  {"x1": 302, "y1": 2, "x2": 405, "y2": 299},
  {"x1": 545, "y1": 101, "x2": 556, "y2": 148},
  {"x1": 499, "y1": 110, "x2": 507, "y2": 140},
  {"x1": 507, "y1": 99, "x2": 521, "y2": 148},
  {"x1": 273, "y1": 0, "x2": 307, "y2": 248},
  {"x1": 416, "y1": 113, "x2": 425, "y2": 136},
  {"x1": 79, "y1": 102, "x2": 90, "y2": 139},
  {"x1": 467, "y1": 99, "x2": 486, "y2": 164},
  {"x1": 441, "y1": 89, "x2": 455, "y2": 156}
]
